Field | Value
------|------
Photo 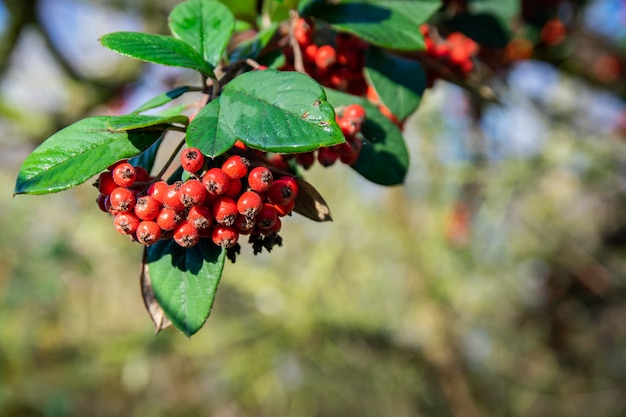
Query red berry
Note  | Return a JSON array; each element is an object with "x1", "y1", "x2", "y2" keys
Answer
[
  {"x1": 295, "y1": 152, "x2": 315, "y2": 169},
  {"x1": 221, "y1": 155, "x2": 249, "y2": 179},
  {"x1": 212, "y1": 196, "x2": 238, "y2": 226},
  {"x1": 96, "y1": 193, "x2": 108, "y2": 213},
  {"x1": 97, "y1": 171, "x2": 117, "y2": 195},
  {"x1": 237, "y1": 190, "x2": 263, "y2": 219},
  {"x1": 212, "y1": 226, "x2": 239, "y2": 248},
  {"x1": 136, "y1": 221, "x2": 162, "y2": 245},
  {"x1": 156, "y1": 207, "x2": 182, "y2": 231},
  {"x1": 146, "y1": 180, "x2": 168, "y2": 204},
  {"x1": 112, "y1": 162, "x2": 137, "y2": 187},
  {"x1": 277, "y1": 176, "x2": 299, "y2": 198},
  {"x1": 247, "y1": 166, "x2": 273, "y2": 193},
  {"x1": 234, "y1": 214, "x2": 255, "y2": 234},
  {"x1": 267, "y1": 178, "x2": 297, "y2": 205},
  {"x1": 202, "y1": 168, "x2": 231, "y2": 197},
  {"x1": 317, "y1": 147, "x2": 339, "y2": 167},
  {"x1": 134, "y1": 166, "x2": 150, "y2": 183},
  {"x1": 109, "y1": 187, "x2": 136, "y2": 213},
  {"x1": 114, "y1": 212, "x2": 140, "y2": 235},
  {"x1": 107, "y1": 159, "x2": 128, "y2": 172},
  {"x1": 180, "y1": 147, "x2": 205, "y2": 173},
  {"x1": 179, "y1": 179, "x2": 207, "y2": 207},
  {"x1": 274, "y1": 199, "x2": 295, "y2": 217},
  {"x1": 342, "y1": 104, "x2": 366, "y2": 125},
  {"x1": 338, "y1": 137, "x2": 362, "y2": 165},
  {"x1": 293, "y1": 18, "x2": 313, "y2": 46},
  {"x1": 304, "y1": 44, "x2": 318, "y2": 62},
  {"x1": 224, "y1": 178, "x2": 243, "y2": 198},
  {"x1": 256, "y1": 203, "x2": 278, "y2": 230},
  {"x1": 187, "y1": 205, "x2": 213, "y2": 230},
  {"x1": 173, "y1": 220, "x2": 200, "y2": 248},
  {"x1": 315, "y1": 45, "x2": 337, "y2": 70},
  {"x1": 163, "y1": 182, "x2": 185, "y2": 211},
  {"x1": 339, "y1": 118, "x2": 358, "y2": 137},
  {"x1": 265, "y1": 217, "x2": 282, "y2": 234},
  {"x1": 134, "y1": 195, "x2": 161, "y2": 221}
]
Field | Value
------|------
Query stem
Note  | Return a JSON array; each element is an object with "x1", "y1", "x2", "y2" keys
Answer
[
  {"x1": 288, "y1": 10, "x2": 306, "y2": 74},
  {"x1": 154, "y1": 137, "x2": 187, "y2": 181}
]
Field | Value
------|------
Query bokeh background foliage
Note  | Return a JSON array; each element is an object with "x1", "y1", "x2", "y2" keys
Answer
[{"x1": 3, "y1": 0, "x2": 626, "y2": 416}]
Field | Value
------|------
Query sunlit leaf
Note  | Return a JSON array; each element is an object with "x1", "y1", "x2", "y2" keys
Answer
[
  {"x1": 146, "y1": 239, "x2": 226, "y2": 337},
  {"x1": 100, "y1": 32, "x2": 215, "y2": 76},
  {"x1": 220, "y1": 69, "x2": 344, "y2": 153},
  {"x1": 169, "y1": 0, "x2": 235, "y2": 67}
]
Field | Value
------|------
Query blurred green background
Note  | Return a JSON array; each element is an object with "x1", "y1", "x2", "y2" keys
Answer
[{"x1": 3, "y1": 0, "x2": 626, "y2": 416}]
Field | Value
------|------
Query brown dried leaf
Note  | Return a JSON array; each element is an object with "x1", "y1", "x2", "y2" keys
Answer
[
  {"x1": 140, "y1": 248, "x2": 172, "y2": 334},
  {"x1": 294, "y1": 178, "x2": 332, "y2": 222}
]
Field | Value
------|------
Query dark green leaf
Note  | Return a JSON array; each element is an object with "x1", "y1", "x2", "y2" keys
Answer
[
  {"x1": 365, "y1": 47, "x2": 426, "y2": 120},
  {"x1": 444, "y1": 13, "x2": 510, "y2": 48},
  {"x1": 169, "y1": 0, "x2": 235, "y2": 67},
  {"x1": 325, "y1": 88, "x2": 409, "y2": 185},
  {"x1": 15, "y1": 116, "x2": 165, "y2": 195},
  {"x1": 305, "y1": 0, "x2": 441, "y2": 51},
  {"x1": 186, "y1": 98, "x2": 237, "y2": 158},
  {"x1": 129, "y1": 136, "x2": 163, "y2": 175},
  {"x1": 133, "y1": 86, "x2": 191, "y2": 114},
  {"x1": 106, "y1": 114, "x2": 188, "y2": 131},
  {"x1": 100, "y1": 32, "x2": 215, "y2": 76},
  {"x1": 217, "y1": 0, "x2": 257, "y2": 24},
  {"x1": 220, "y1": 69, "x2": 344, "y2": 153},
  {"x1": 146, "y1": 239, "x2": 226, "y2": 336},
  {"x1": 229, "y1": 23, "x2": 279, "y2": 62}
]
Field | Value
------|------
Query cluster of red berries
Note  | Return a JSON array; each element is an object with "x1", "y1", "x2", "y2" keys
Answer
[
  {"x1": 284, "y1": 18, "x2": 368, "y2": 96},
  {"x1": 293, "y1": 103, "x2": 365, "y2": 169},
  {"x1": 95, "y1": 149, "x2": 298, "y2": 254},
  {"x1": 420, "y1": 25, "x2": 478, "y2": 79}
]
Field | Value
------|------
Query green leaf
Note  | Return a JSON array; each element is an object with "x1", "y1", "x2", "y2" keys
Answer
[
  {"x1": 146, "y1": 239, "x2": 226, "y2": 337},
  {"x1": 186, "y1": 98, "x2": 237, "y2": 158},
  {"x1": 305, "y1": 0, "x2": 441, "y2": 51},
  {"x1": 169, "y1": 0, "x2": 235, "y2": 67},
  {"x1": 106, "y1": 114, "x2": 188, "y2": 131},
  {"x1": 220, "y1": 69, "x2": 344, "y2": 153},
  {"x1": 99, "y1": 32, "x2": 215, "y2": 77},
  {"x1": 365, "y1": 47, "x2": 426, "y2": 120},
  {"x1": 15, "y1": 116, "x2": 165, "y2": 195},
  {"x1": 129, "y1": 136, "x2": 163, "y2": 175},
  {"x1": 324, "y1": 88, "x2": 409, "y2": 185},
  {"x1": 133, "y1": 86, "x2": 191, "y2": 114},
  {"x1": 229, "y1": 23, "x2": 279, "y2": 62}
]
